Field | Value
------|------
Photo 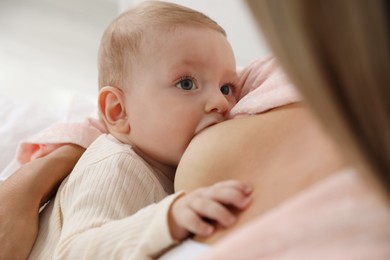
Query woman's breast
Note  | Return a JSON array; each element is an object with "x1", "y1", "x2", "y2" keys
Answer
[{"x1": 175, "y1": 104, "x2": 347, "y2": 244}]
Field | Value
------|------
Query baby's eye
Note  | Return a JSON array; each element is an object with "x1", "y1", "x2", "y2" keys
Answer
[
  {"x1": 176, "y1": 78, "x2": 197, "y2": 90},
  {"x1": 220, "y1": 84, "x2": 233, "y2": 95}
]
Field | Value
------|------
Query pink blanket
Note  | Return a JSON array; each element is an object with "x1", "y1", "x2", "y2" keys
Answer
[{"x1": 231, "y1": 56, "x2": 300, "y2": 117}]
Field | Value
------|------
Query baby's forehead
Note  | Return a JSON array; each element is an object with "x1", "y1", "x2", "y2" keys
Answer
[
  {"x1": 152, "y1": 37, "x2": 232, "y2": 69},
  {"x1": 137, "y1": 25, "x2": 231, "y2": 56}
]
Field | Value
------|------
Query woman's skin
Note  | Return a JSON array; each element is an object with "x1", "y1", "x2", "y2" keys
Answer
[
  {"x1": 0, "y1": 144, "x2": 85, "y2": 260},
  {"x1": 175, "y1": 102, "x2": 348, "y2": 244}
]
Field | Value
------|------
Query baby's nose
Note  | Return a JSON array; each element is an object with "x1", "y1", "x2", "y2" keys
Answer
[{"x1": 205, "y1": 91, "x2": 230, "y2": 114}]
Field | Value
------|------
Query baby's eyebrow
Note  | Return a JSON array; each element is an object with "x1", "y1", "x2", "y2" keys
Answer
[
  {"x1": 168, "y1": 60, "x2": 203, "y2": 76},
  {"x1": 173, "y1": 59, "x2": 203, "y2": 68}
]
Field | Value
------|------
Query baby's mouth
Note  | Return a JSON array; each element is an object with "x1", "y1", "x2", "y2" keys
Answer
[{"x1": 195, "y1": 120, "x2": 220, "y2": 135}]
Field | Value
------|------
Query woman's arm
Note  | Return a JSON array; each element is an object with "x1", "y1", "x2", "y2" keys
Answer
[
  {"x1": 0, "y1": 144, "x2": 84, "y2": 259},
  {"x1": 14, "y1": 144, "x2": 85, "y2": 207}
]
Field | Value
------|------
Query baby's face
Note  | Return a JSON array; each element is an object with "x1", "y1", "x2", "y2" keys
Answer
[{"x1": 123, "y1": 26, "x2": 238, "y2": 168}]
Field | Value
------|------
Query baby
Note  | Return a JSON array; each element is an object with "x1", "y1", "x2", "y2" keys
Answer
[{"x1": 28, "y1": 1, "x2": 251, "y2": 259}]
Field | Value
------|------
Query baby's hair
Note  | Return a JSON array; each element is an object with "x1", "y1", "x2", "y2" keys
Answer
[{"x1": 98, "y1": 1, "x2": 226, "y2": 90}]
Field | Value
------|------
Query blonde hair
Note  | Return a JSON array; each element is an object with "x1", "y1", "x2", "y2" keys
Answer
[
  {"x1": 98, "y1": 1, "x2": 226, "y2": 89},
  {"x1": 246, "y1": 0, "x2": 390, "y2": 196}
]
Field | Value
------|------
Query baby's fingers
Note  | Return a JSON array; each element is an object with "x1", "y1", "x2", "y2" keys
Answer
[
  {"x1": 212, "y1": 180, "x2": 252, "y2": 195},
  {"x1": 207, "y1": 185, "x2": 252, "y2": 209},
  {"x1": 191, "y1": 197, "x2": 236, "y2": 228},
  {"x1": 179, "y1": 208, "x2": 215, "y2": 237}
]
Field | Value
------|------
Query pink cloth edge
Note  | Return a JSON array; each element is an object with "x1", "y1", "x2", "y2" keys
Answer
[{"x1": 17, "y1": 120, "x2": 106, "y2": 164}]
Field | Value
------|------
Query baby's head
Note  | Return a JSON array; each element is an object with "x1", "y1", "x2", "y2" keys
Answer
[
  {"x1": 98, "y1": 1, "x2": 238, "y2": 176},
  {"x1": 98, "y1": 1, "x2": 226, "y2": 90}
]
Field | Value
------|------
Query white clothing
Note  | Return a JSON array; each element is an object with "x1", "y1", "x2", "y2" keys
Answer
[
  {"x1": 29, "y1": 134, "x2": 178, "y2": 259},
  {"x1": 158, "y1": 239, "x2": 210, "y2": 260}
]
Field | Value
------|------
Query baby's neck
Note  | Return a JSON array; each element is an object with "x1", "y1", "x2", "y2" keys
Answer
[
  {"x1": 132, "y1": 146, "x2": 176, "y2": 184},
  {"x1": 143, "y1": 155, "x2": 176, "y2": 195},
  {"x1": 113, "y1": 132, "x2": 177, "y2": 183},
  {"x1": 148, "y1": 160, "x2": 176, "y2": 184}
]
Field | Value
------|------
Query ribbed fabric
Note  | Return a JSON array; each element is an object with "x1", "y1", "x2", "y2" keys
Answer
[{"x1": 29, "y1": 135, "x2": 179, "y2": 259}]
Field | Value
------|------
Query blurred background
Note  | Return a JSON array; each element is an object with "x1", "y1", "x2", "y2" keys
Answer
[{"x1": 0, "y1": 0, "x2": 269, "y2": 107}]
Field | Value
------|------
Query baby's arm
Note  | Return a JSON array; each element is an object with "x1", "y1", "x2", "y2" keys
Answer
[
  {"x1": 48, "y1": 178, "x2": 251, "y2": 259},
  {"x1": 169, "y1": 180, "x2": 252, "y2": 241},
  {"x1": 0, "y1": 144, "x2": 84, "y2": 260}
]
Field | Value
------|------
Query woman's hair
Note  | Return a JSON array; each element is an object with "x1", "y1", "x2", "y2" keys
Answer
[
  {"x1": 98, "y1": 1, "x2": 226, "y2": 89},
  {"x1": 246, "y1": 0, "x2": 390, "y2": 195}
]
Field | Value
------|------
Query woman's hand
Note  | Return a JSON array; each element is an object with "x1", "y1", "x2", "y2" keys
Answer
[
  {"x1": 168, "y1": 180, "x2": 252, "y2": 241},
  {"x1": 0, "y1": 170, "x2": 41, "y2": 259},
  {"x1": 0, "y1": 144, "x2": 84, "y2": 259}
]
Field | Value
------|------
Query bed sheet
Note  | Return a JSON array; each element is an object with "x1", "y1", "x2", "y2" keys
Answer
[{"x1": 0, "y1": 94, "x2": 96, "y2": 180}]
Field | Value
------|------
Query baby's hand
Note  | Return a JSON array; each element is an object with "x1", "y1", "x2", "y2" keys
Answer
[{"x1": 168, "y1": 180, "x2": 252, "y2": 241}]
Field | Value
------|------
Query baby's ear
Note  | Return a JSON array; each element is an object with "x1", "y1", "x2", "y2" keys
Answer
[{"x1": 98, "y1": 86, "x2": 130, "y2": 135}]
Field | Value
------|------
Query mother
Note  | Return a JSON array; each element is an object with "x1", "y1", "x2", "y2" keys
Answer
[{"x1": 163, "y1": 0, "x2": 390, "y2": 258}]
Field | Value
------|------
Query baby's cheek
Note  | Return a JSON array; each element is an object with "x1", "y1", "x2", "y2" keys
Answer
[{"x1": 227, "y1": 98, "x2": 238, "y2": 111}]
